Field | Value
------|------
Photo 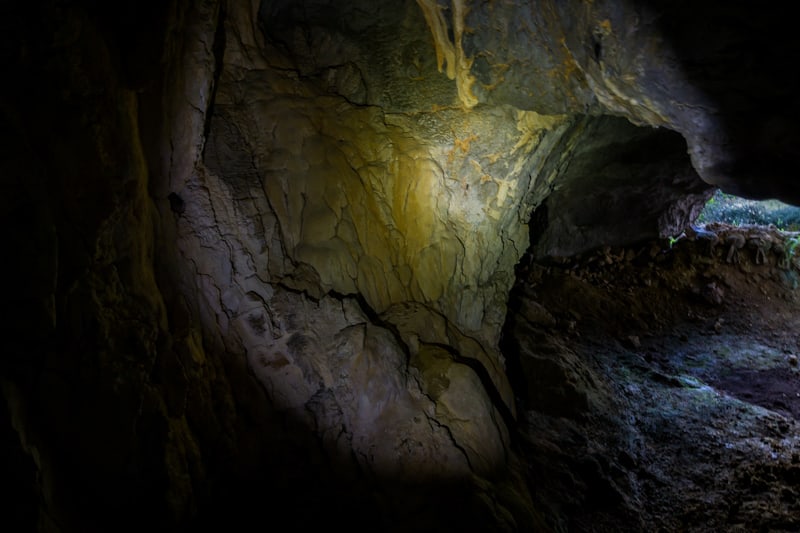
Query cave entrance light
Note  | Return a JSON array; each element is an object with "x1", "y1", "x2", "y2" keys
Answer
[{"x1": 696, "y1": 190, "x2": 800, "y2": 230}]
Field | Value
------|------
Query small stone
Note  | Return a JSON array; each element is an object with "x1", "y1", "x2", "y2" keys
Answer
[
  {"x1": 788, "y1": 354, "x2": 798, "y2": 366},
  {"x1": 701, "y1": 281, "x2": 724, "y2": 305},
  {"x1": 519, "y1": 300, "x2": 557, "y2": 328},
  {"x1": 625, "y1": 335, "x2": 641, "y2": 349}
]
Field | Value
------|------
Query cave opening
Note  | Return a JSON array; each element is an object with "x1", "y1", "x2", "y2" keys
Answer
[{"x1": 697, "y1": 190, "x2": 800, "y2": 231}]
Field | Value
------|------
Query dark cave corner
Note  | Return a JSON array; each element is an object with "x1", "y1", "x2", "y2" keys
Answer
[
  {"x1": 1, "y1": 394, "x2": 38, "y2": 533},
  {"x1": 501, "y1": 200, "x2": 551, "y2": 414}
]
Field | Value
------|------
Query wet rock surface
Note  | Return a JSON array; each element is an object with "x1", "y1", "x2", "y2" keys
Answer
[{"x1": 507, "y1": 223, "x2": 800, "y2": 531}]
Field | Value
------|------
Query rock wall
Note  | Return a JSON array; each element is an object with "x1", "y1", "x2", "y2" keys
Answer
[
  {"x1": 2, "y1": 2, "x2": 181, "y2": 530},
  {"x1": 177, "y1": 2, "x2": 714, "y2": 496}
]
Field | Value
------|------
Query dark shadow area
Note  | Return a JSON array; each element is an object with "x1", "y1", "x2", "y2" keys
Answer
[
  {"x1": 641, "y1": 0, "x2": 800, "y2": 203},
  {"x1": 710, "y1": 367, "x2": 800, "y2": 421},
  {"x1": 0, "y1": 394, "x2": 38, "y2": 533},
  {"x1": 191, "y1": 475, "x2": 512, "y2": 533},
  {"x1": 528, "y1": 115, "x2": 712, "y2": 258}
]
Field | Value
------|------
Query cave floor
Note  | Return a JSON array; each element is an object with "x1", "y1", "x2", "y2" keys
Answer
[{"x1": 509, "y1": 224, "x2": 800, "y2": 532}]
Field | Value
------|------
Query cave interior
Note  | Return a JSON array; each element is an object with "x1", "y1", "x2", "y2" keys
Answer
[{"x1": 2, "y1": 1, "x2": 800, "y2": 532}]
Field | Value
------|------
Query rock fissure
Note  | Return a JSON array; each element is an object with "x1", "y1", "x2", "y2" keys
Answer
[
  {"x1": 420, "y1": 339, "x2": 517, "y2": 448},
  {"x1": 327, "y1": 289, "x2": 411, "y2": 362},
  {"x1": 200, "y1": 3, "x2": 227, "y2": 154},
  {"x1": 423, "y1": 408, "x2": 476, "y2": 473}
]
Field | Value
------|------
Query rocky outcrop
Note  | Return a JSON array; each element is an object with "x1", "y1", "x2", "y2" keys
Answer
[{"x1": 2, "y1": 0, "x2": 799, "y2": 531}]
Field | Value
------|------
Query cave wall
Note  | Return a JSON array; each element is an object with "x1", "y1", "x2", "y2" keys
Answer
[
  {"x1": 2, "y1": 0, "x2": 799, "y2": 532},
  {"x1": 1, "y1": 2, "x2": 178, "y2": 530},
  {"x1": 179, "y1": 2, "x2": 716, "y2": 495}
]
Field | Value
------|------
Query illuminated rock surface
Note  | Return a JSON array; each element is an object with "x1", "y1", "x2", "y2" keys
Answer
[{"x1": 2, "y1": 1, "x2": 799, "y2": 532}]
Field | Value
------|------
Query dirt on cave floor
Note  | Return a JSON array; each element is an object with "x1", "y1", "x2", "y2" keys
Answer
[{"x1": 505, "y1": 222, "x2": 800, "y2": 533}]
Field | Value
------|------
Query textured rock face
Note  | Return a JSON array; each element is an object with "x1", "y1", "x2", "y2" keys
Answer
[
  {"x1": 2, "y1": 0, "x2": 799, "y2": 531},
  {"x1": 185, "y1": 1, "x2": 715, "y2": 497}
]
